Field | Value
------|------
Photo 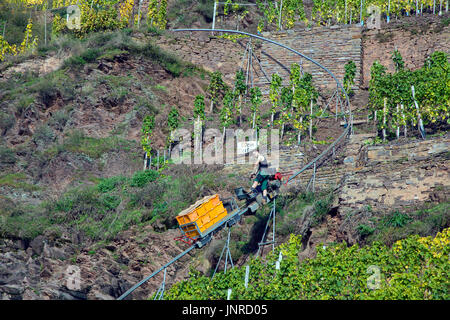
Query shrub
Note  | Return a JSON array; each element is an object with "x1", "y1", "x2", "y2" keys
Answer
[
  {"x1": 97, "y1": 176, "x2": 125, "y2": 193},
  {"x1": 0, "y1": 145, "x2": 16, "y2": 167},
  {"x1": 101, "y1": 194, "x2": 121, "y2": 210},
  {"x1": 130, "y1": 169, "x2": 159, "y2": 187},
  {"x1": 0, "y1": 111, "x2": 15, "y2": 133},
  {"x1": 357, "y1": 224, "x2": 376, "y2": 237},
  {"x1": 33, "y1": 125, "x2": 55, "y2": 147},
  {"x1": 382, "y1": 211, "x2": 412, "y2": 228},
  {"x1": 48, "y1": 110, "x2": 69, "y2": 131}
]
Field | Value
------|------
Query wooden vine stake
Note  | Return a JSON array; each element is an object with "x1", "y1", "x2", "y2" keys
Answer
[
  {"x1": 401, "y1": 104, "x2": 407, "y2": 137},
  {"x1": 143, "y1": 152, "x2": 148, "y2": 170},
  {"x1": 309, "y1": 99, "x2": 313, "y2": 139},
  {"x1": 411, "y1": 85, "x2": 425, "y2": 139},
  {"x1": 382, "y1": 98, "x2": 387, "y2": 142},
  {"x1": 244, "y1": 265, "x2": 250, "y2": 289},
  {"x1": 157, "y1": 150, "x2": 160, "y2": 170},
  {"x1": 396, "y1": 104, "x2": 400, "y2": 139}
]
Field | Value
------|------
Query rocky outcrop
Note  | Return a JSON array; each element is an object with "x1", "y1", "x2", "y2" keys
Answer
[{"x1": 0, "y1": 227, "x2": 197, "y2": 300}]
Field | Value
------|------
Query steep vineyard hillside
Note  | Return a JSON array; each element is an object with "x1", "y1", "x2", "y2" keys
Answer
[{"x1": 0, "y1": 1, "x2": 449, "y2": 301}]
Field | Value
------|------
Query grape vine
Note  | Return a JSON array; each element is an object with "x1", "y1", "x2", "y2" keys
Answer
[
  {"x1": 369, "y1": 50, "x2": 449, "y2": 140},
  {"x1": 165, "y1": 228, "x2": 450, "y2": 300}
]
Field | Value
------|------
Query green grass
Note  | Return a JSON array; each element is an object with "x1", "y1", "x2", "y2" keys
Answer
[
  {"x1": 0, "y1": 164, "x2": 242, "y2": 241},
  {"x1": 0, "y1": 145, "x2": 16, "y2": 168},
  {"x1": 368, "y1": 202, "x2": 450, "y2": 246},
  {"x1": 0, "y1": 172, "x2": 40, "y2": 191},
  {"x1": 44, "y1": 131, "x2": 135, "y2": 159}
]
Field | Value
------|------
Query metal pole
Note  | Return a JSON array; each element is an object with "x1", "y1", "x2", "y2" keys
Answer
[
  {"x1": 278, "y1": 0, "x2": 283, "y2": 30},
  {"x1": 213, "y1": 243, "x2": 227, "y2": 278},
  {"x1": 272, "y1": 199, "x2": 276, "y2": 251},
  {"x1": 144, "y1": 153, "x2": 148, "y2": 170},
  {"x1": 382, "y1": 98, "x2": 387, "y2": 142},
  {"x1": 345, "y1": 0, "x2": 348, "y2": 24},
  {"x1": 157, "y1": 150, "x2": 160, "y2": 170},
  {"x1": 412, "y1": 85, "x2": 425, "y2": 139},
  {"x1": 212, "y1": 1, "x2": 217, "y2": 31},
  {"x1": 244, "y1": 265, "x2": 250, "y2": 289},
  {"x1": 154, "y1": 267, "x2": 167, "y2": 300},
  {"x1": 224, "y1": 227, "x2": 232, "y2": 273},
  {"x1": 396, "y1": 104, "x2": 400, "y2": 139},
  {"x1": 245, "y1": 40, "x2": 251, "y2": 93},
  {"x1": 387, "y1": 0, "x2": 391, "y2": 22},
  {"x1": 44, "y1": 8, "x2": 47, "y2": 45},
  {"x1": 309, "y1": 99, "x2": 313, "y2": 139},
  {"x1": 312, "y1": 162, "x2": 316, "y2": 192},
  {"x1": 360, "y1": 0, "x2": 363, "y2": 26},
  {"x1": 335, "y1": 88, "x2": 339, "y2": 120},
  {"x1": 137, "y1": 0, "x2": 143, "y2": 28}
]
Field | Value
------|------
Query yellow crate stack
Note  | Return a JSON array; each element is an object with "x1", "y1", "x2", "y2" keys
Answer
[{"x1": 176, "y1": 194, "x2": 228, "y2": 239}]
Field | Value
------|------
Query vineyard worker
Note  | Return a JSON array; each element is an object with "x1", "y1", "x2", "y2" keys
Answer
[{"x1": 251, "y1": 150, "x2": 271, "y2": 203}]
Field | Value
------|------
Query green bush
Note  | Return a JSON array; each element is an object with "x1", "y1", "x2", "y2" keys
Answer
[
  {"x1": 101, "y1": 194, "x2": 121, "y2": 210},
  {"x1": 48, "y1": 110, "x2": 69, "y2": 131},
  {"x1": 33, "y1": 125, "x2": 55, "y2": 147},
  {"x1": 357, "y1": 224, "x2": 376, "y2": 237},
  {"x1": 63, "y1": 48, "x2": 101, "y2": 68},
  {"x1": 0, "y1": 111, "x2": 15, "y2": 133},
  {"x1": 130, "y1": 169, "x2": 159, "y2": 187},
  {"x1": 97, "y1": 176, "x2": 125, "y2": 193},
  {"x1": 382, "y1": 211, "x2": 412, "y2": 228}
]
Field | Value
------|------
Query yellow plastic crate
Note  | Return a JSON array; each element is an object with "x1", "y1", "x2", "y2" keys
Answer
[{"x1": 176, "y1": 194, "x2": 228, "y2": 239}]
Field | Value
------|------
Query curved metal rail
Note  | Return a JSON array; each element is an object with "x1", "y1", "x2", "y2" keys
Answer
[
  {"x1": 172, "y1": 28, "x2": 352, "y2": 128},
  {"x1": 116, "y1": 28, "x2": 353, "y2": 300}
]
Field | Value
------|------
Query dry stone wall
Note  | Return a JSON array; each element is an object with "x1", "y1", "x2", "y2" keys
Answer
[
  {"x1": 154, "y1": 32, "x2": 247, "y2": 85},
  {"x1": 260, "y1": 25, "x2": 363, "y2": 92},
  {"x1": 338, "y1": 135, "x2": 450, "y2": 216}
]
